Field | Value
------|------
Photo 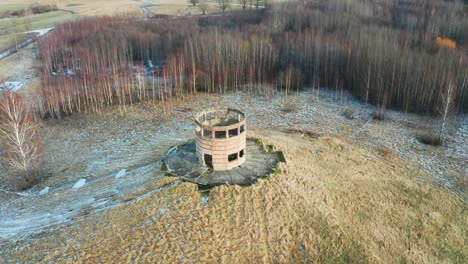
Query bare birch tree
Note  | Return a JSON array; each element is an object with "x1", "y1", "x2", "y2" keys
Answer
[
  {"x1": 0, "y1": 89, "x2": 43, "y2": 180},
  {"x1": 438, "y1": 78, "x2": 457, "y2": 141}
]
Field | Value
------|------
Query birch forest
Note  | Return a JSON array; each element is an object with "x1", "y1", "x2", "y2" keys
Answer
[{"x1": 35, "y1": 0, "x2": 468, "y2": 118}]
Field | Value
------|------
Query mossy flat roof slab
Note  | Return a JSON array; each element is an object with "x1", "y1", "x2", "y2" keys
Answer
[{"x1": 163, "y1": 139, "x2": 282, "y2": 189}]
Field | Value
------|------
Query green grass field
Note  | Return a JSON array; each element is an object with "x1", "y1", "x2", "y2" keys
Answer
[{"x1": 0, "y1": 11, "x2": 76, "y2": 33}]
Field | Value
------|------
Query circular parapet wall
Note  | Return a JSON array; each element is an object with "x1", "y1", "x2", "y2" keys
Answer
[{"x1": 194, "y1": 108, "x2": 246, "y2": 171}]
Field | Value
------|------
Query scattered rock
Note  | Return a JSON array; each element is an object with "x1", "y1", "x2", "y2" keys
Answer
[
  {"x1": 427, "y1": 212, "x2": 440, "y2": 219},
  {"x1": 72, "y1": 179, "x2": 87, "y2": 190},
  {"x1": 160, "y1": 208, "x2": 168, "y2": 215},
  {"x1": 201, "y1": 194, "x2": 209, "y2": 205},
  {"x1": 115, "y1": 169, "x2": 127, "y2": 179},
  {"x1": 39, "y1": 187, "x2": 50, "y2": 195}
]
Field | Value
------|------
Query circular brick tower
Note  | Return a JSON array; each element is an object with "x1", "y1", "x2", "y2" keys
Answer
[{"x1": 194, "y1": 108, "x2": 246, "y2": 171}]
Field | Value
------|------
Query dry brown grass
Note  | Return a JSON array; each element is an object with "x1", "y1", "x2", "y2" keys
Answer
[
  {"x1": 0, "y1": 45, "x2": 42, "y2": 94},
  {"x1": 0, "y1": 33, "x2": 32, "y2": 51},
  {"x1": 3, "y1": 130, "x2": 466, "y2": 263},
  {"x1": 120, "y1": 176, "x2": 180, "y2": 202},
  {"x1": 376, "y1": 146, "x2": 396, "y2": 160}
]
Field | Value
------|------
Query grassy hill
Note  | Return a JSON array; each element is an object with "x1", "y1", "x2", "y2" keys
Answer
[{"x1": 2, "y1": 130, "x2": 466, "y2": 263}]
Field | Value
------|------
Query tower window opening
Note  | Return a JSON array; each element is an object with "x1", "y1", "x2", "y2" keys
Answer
[{"x1": 228, "y1": 153, "x2": 238, "y2": 162}]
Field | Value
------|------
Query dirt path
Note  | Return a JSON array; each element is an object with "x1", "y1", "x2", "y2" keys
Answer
[
  {"x1": 0, "y1": 28, "x2": 53, "y2": 61},
  {"x1": 140, "y1": 0, "x2": 155, "y2": 18}
]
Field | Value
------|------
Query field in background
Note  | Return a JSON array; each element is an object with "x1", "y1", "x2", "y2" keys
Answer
[
  {"x1": 0, "y1": 0, "x2": 276, "y2": 54},
  {"x1": 0, "y1": 33, "x2": 33, "y2": 52},
  {"x1": 0, "y1": 0, "x2": 144, "y2": 16},
  {"x1": 146, "y1": 0, "x2": 245, "y2": 16},
  {"x1": 0, "y1": 0, "x2": 146, "y2": 51},
  {"x1": 0, "y1": 10, "x2": 75, "y2": 34}
]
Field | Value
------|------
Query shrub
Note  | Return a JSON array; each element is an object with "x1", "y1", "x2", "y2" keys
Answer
[
  {"x1": 282, "y1": 102, "x2": 297, "y2": 113},
  {"x1": 436, "y1": 37, "x2": 456, "y2": 49},
  {"x1": 372, "y1": 111, "x2": 385, "y2": 121},
  {"x1": 10, "y1": 9, "x2": 25, "y2": 17},
  {"x1": 30, "y1": 4, "x2": 58, "y2": 14},
  {"x1": 416, "y1": 131, "x2": 442, "y2": 146},
  {"x1": 343, "y1": 107, "x2": 355, "y2": 119}
]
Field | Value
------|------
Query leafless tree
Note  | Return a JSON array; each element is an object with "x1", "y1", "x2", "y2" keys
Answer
[
  {"x1": 35, "y1": 5, "x2": 468, "y2": 117},
  {"x1": 218, "y1": 0, "x2": 232, "y2": 12},
  {"x1": 437, "y1": 78, "x2": 457, "y2": 141},
  {"x1": 253, "y1": 0, "x2": 263, "y2": 9},
  {"x1": 239, "y1": 0, "x2": 248, "y2": 9},
  {"x1": 189, "y1": 0, "x2": 199, "y2": 6},
  {"x1": 199, "y1": 0, "x2": 209, "y2": 15},
  {"x1": 0, "y1": 89, "x2": 43, "y2": 179},
  {"x1": 248, "y1": 0, "x2": 254, "y2": 9}
]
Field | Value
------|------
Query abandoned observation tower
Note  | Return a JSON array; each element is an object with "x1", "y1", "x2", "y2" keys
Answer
[{"x1": 194, "y1": 108, "x2": 246, "y2": 171}]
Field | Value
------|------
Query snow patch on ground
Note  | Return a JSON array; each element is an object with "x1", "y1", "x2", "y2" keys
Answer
[
  {"x1": 0, "y1": 189, "x2": 31, "y2": 197},
  {"x1": 115, "y1": 169, "x2": 127, "y2": 179},
  {"x1": 72, "y1": 179, "x2": 86, "y2": 190},
  {"x1": 24, "y1": 28, "x2": 54, "y2": 37},
  {"x1": 0, "y1": 82, "x2": 26, "y2": 92},
  {"x1": 39, "y1": 187, "x2": 50, "y2": 196}
]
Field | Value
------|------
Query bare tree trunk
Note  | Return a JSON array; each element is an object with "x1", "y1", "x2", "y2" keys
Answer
[
  {"x1": 438, "y1": 78, "x2": 457, "y2": 142},
  {"x1": 0, "y1": 89, "x2": 43, "y2": 180}
]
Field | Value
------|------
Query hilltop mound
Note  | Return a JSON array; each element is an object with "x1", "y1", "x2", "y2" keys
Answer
[{"x1": 3, "y1": 130, "x2": 465, "y2": 263}]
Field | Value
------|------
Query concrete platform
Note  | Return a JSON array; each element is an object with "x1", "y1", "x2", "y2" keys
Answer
[{"x1": 163, "y1": 139, "x2": 283, "y2": 190}]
